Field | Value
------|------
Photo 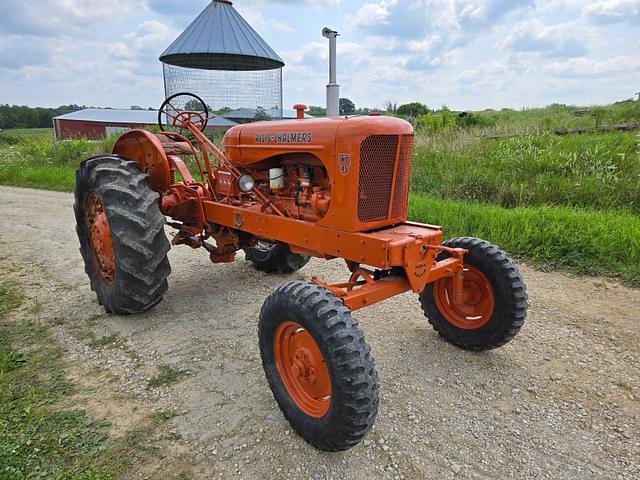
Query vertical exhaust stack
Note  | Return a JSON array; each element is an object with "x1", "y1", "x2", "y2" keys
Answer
[{"x1": 323, "y1": 28, "x2": 340, "y2": 117}]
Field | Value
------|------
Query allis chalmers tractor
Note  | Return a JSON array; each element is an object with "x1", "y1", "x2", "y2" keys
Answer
[{"x1": 74, "y1": 93, "x2": 527, "y2": 452}]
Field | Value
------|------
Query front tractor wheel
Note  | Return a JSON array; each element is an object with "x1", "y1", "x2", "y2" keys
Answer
[
  {"x1": 74, "y1": 155, "x2": 171, "y2": 314},
  {"x1": 245, "y1": 241, "x2": 310, "y2": 274},
  {"x1": 259, "y1": 281, "x2": 379, "y2": 451},
  {"x1": 420, "y1": 237, "x2": 528, "y2": 351}
]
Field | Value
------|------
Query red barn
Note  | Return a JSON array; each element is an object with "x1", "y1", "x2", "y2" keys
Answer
[{"x1": 53, "y1": 109, "x2": 158, "y2": 140}]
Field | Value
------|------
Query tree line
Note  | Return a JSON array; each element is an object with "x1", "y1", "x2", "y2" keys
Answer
[{"x1": 0, "y1": 104, "x2": 86, "y2": 130}]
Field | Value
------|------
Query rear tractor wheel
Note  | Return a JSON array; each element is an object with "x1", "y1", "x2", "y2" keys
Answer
[
  {"x1": 245, "y1": 241, "x2": 310, "y2": 274},
  {"x1": 420, "y1": 237, "x2": 528, "y2": 351},
  {"x1": 74, "y1": 155, "x2": 171, "y2": 314},
  {"x1": 259, "y1": 281, "x2": 379, "y2": 451}
]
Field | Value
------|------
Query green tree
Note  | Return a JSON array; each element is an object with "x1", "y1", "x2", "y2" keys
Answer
[
  {"x1": 254, "y1": 106, "x2": 271, "y2": 121},
  {"x1": 397, "y1": 102, "x2": 429, "y2": 118},
  {"x1": 339, "y1": 98, "x2": 356, "y2": 115},
  {"x1": 184, "y1": 99, "x2": 206, "y2": 112},
  {"x1": 308, "y1": 105, "x2": 327, "y2": 117}
]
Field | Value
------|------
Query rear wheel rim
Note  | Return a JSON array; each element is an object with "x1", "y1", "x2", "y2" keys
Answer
[
  {"x1": 84, "y1": 192, "x2": 115, "y2": 283},
  {"x1": 252, "y1": 241, "x2": 277, "y2": 261},
  {"x1": 434, "y1": 265, "x2": 495, "y2": 330},
  {"x1": 274, "y1": 321, "x2": 331, "y2": 418}
]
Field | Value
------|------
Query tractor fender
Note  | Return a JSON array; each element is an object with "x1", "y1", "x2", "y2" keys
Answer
[{"x1": 112, "y1": 130, "x2": 172, "y2": 193}]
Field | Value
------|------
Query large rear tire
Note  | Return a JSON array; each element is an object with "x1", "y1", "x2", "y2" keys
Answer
[
  {"x1": 74, "y1": 155, "x2": 171, "y2": 314},
  {"x1": 420, "y1": 237, "x2": 527, "y2": 351},
  {"x1": 245, "y1": 241, "x2": 310, "y2": 274},
  {"x1": 259, "y1": 281, "x2": 379, "y2": 451}
]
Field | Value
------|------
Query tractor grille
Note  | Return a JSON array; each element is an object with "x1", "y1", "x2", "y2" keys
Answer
[
  {"x1": 391, "y1": 136, "x2": 413, "y2": 218},
  {"x1": 358, "y1": 134, "x2": 413, "y2": 222}
]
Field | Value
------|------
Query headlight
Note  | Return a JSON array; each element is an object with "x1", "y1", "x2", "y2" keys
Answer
[{"x1": 237, "y1": 174, "x2": 255, "y2": 193}]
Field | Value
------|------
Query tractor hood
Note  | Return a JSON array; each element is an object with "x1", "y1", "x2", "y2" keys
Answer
[{"x1": 222, "y1": 115, "x2": 413, "y2": 166}]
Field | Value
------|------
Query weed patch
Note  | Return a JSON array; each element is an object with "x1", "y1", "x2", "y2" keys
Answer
[
  {"x1": 148, "y1": 364, "x2": 190, "y2": 389},
  {"x1": 0, "y1": 281, "x2": 163, "y2": 478}
]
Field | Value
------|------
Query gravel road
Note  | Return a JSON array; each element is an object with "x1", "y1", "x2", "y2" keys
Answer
[{"x1": 0, "y1": 186, "x2": 638, "y2": 480}]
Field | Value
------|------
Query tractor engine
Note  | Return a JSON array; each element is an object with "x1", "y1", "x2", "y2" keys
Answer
[{"x1": 221, "y1": 114, "x2": 414, "y2": 233}]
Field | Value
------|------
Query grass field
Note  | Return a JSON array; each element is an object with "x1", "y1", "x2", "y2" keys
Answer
[
  {"x1": 0, "y1": 130, "x2": 115, "y2": 191},
  {"x1": 413, "y1": 130, "x2": 640, "y2": 213},
  {"x1": 1, "y1": 102, "x2": 639, "y2": 284}
]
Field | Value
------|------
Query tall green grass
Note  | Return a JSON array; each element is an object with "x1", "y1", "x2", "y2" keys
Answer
[
  {"x1": 0, "y1": 131, "x2": 116, "y2": 192},
  {"x1": 409, "y1": 194, "x2": 640, "y2": 285},
  {"x1": 472, "y1": 101, "x2": 640, "y2": 134},
  {"x1": 413, "y1": 131, "x2": 640, "y2": 213}
]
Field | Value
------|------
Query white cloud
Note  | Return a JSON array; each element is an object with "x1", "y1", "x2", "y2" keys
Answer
[
  {"x1": 146, "y1": 0, "x2": 342, "y2": 16},
  {"x1": 241, "y1": 11, "x2": 294, "y2": 34},
  {"x1": 501, "y1": 19, "x2": 587, "y2": 57},
  {"x1": 0, "y1": 36, "x2": 59, "y2": 69},
  {"x1": 545, "y1": 56, "x2": 640, "y2": 78},
  {"x1": 352, "y1": 0, "x2": 396, "y2": 29},
  {"x1": 582, "y1": 0, "x2": 640, "y2": 25},
  {"x1": 108, "y1": 20, "x2": 177, "y2": 75},
  {"x1": 0, "y1": 0, "x2": 145, "y2": 36}
]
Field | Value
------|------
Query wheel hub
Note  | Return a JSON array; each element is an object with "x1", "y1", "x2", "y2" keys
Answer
[
  {"x1": 274, "y1": 321, "x2": 331, "y2": 418},
  {"x1": 434, "y1": 265, "x2": 495, "y2": 330},
  {"x1": 84, "y1": 192, "x2": 115, "y2": 283}
]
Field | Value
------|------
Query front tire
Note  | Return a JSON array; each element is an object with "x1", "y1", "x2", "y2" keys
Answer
[
  {"x1": 74, "y1": 155, "x2": 171, "y2": 314},
  {"x1": 245, "y1": 241, "x2": 310, "y2": 274},
  {"x1": 420, "y1": 237, "x2": 527, "y2": 351},
  {"x1": 259, "y1": 281, "x2": 379, "y2": 451}
]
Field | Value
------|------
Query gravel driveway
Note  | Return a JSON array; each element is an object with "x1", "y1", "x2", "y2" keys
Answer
[{"x1": 0, "y1": 186, "x2": 638, "y2": 479}]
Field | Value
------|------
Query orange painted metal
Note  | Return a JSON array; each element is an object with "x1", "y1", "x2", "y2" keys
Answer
[
  {"x1": 312, "y1": 268, "x2": 412, "y2": 311},
  {"x1": 274, "y1": 321, "x2": 332, "y2": 418},
  {"x1": 433, "y1": 265, "x2": 495, "y2": 329},
  {"x1": 223, "y1": 115, "x2": 413, "y2": 233},
  {"x1": 293, "y1": 104, "x2": 307, "y2": 119},
  {"x1": 113, "y1": 130, "x2": 172, "y2": 192},
  {"x1": 84, "y1": 193, "x2": 115, "y2": 283}
]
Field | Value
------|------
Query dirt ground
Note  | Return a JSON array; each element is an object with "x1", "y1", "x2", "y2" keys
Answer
[{"x1": 0, "y1": 185, "x2": 638, "y2": 480}]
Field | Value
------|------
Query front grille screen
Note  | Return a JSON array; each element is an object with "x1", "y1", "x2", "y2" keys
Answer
[
  {"x1": 391, "y1": 136, "x2": 414, "y2": 218},
  {"x1": 358, "y1": 135, "x2": 399, "y2": 222}
]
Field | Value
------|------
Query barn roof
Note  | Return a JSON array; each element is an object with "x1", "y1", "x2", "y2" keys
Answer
[
  {"x1": 223, "y1": 107, "x2": 315, "y2": 120},
  {"x1": 54, "y1": 109, "x2": 158, "y2": 124},
  {"x1": 159, "y1": 0, "x2": 284, "y2": 71},
  {"x1": 54, "y1": 109, "x2": 240, "y2": 127}
]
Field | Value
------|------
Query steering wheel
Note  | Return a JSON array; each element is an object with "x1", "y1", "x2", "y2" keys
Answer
[{"x1": 158, "y1": 92, "x2": 209, "y2": 136}]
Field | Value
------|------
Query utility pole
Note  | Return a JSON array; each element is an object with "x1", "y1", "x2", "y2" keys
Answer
[{"x1": 323, "y1": 27, "x2": 340, "y2": 117}]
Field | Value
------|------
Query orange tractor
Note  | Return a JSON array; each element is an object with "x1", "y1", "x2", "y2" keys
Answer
[{"x1": 74, "y1": 93, "x2": 527, "y2": 451}]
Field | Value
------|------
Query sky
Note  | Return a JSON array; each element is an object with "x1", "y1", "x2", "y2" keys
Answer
[{"x1": 0, "y1": 0, "x2": 638, "y2": 111}]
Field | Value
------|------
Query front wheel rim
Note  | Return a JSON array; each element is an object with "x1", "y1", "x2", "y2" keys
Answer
[
  {"x1": 274, "y1": 321, "x2": 332, "y2": 418},
  {"x1": 433, "y1": 265, "x2": 495, "y2": 330},
  {"x1": 84, "y1": 192, "x2": 115, "y2": 283}
]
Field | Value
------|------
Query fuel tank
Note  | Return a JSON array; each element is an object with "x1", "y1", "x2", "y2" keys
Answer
[{"x1": 222, "y1": 114, "x2": 413, "y2": 167}]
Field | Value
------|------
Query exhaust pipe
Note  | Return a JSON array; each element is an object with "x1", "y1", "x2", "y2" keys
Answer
[{"x1": 322, "y1": 27, "x2": 340, "y2": 117}]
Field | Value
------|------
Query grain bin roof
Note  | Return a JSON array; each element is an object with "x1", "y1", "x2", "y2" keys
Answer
[{"x1": 159, "y1": 0, "x2": 284, "y2": 71}]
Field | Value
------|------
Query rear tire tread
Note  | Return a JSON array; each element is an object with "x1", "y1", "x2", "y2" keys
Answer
[{"x1": 74, "y1": 155, "x2": 171, "y2": 315}]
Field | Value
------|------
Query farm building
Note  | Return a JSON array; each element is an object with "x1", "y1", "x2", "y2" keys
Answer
[
  {"x1": 52, "y1": 109, "x2": 238, "y2": 140},
  {"x1": 223, "y1": 107, "x2": 315, "y2": 123}
]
